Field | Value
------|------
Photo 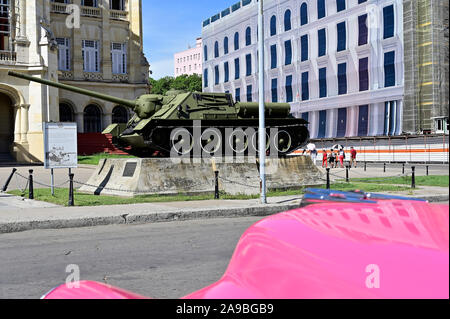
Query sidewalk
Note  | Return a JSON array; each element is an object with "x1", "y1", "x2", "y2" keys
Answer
[{"x1": 0, "y1": 185, "x2": 448, "y2": 234}]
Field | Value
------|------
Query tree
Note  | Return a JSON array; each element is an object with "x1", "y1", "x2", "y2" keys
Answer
[{"x1": 149, "y1": 74, "x2": 202, "y2": 95}]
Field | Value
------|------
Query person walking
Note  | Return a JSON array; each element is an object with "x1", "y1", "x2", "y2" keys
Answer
[
  {"x1": 338, "y1": 148, "x2": 345, "y2": 168},
  {"x1": 350, "y1": 147, "x2": 357, "y2": 168},
  {"x1": 328, "y1": 149, "x2": 335, "y2": 168},
  {"x1": 322, "y1": 149, "x2": 328, "y2": 168},
  {"x1": 310, "y1": 148, "x2": 318, "y2": 165}
]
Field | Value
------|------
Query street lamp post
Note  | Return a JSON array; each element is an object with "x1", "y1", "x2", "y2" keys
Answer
[{"x1": 258, "y1": 0, "x2": 267, "y2": 204}]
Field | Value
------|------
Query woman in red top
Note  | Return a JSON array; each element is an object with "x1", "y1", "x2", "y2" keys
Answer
[{"x1": 322, "y1": 149, "x2": 328, "y2": 168}]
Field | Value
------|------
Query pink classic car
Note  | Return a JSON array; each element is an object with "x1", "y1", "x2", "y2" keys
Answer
[{"x1": 43, "y1": 189, "x2": 449, "y2": 299}]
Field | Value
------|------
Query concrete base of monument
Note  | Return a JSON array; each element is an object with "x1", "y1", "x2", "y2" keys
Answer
[{"x1": 78, "y1": 156, "x2": 325, "y2": 197}]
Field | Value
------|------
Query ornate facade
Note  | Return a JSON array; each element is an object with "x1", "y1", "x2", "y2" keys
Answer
[{"x1": 0, "y1": 0, "x2": 149, "y2": 163}]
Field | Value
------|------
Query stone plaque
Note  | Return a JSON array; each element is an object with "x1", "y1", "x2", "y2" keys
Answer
[{"x1": 123, "y1": 162, "x2": 137, "y2": 177}]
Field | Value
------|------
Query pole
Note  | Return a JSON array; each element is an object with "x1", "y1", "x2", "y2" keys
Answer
[
  {"x1": 326, "y1": 168, "x2": 330, "y2": 189},
  {"x1": 402, "y1": 163, "x2": 405, "y2": 175},
  {"x1": 51, "y1": 168, "x2": 55, "y2": 196},
  {"x1": 411, "y1": 166, "x2": 416, "y2": 189},
  {"x1": 258, "y1": 0, "x2": 266, "y2": 204},
  {"x1": 68, "y1": 173, "x2": 74, "y2": 207},
  {"x1": 214, "y1": 170, "x2": 219, "y2": 199},
  {"x1": 28, "y1": 169, "x2": 34, "y2": 200},
  {"x1": 2, "y1": 168, "x2": 17, "y2": 192},
  {"x1": 346, "y1": 165, "x2": 349, "y2": 183},
  {"x1": 426, "y1": 165, "x2": 429, "y2": 176}
]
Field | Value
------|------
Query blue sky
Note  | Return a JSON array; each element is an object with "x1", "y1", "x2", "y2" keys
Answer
[{"x1": 142, "y1": 0, "x2": 234, "y2": 79}]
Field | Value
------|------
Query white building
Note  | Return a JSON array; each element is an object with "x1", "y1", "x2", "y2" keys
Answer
[
  {"x1": 174, "y1": 37, "x2": 202, "y2": 77},
  {"x1": 202, "y1": 0, "x2": 405, "y2": 139}
]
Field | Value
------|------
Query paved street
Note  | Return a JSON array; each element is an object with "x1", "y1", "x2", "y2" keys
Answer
[{"x1": 0, "y1": 216, "x2": 263, "y2": 299}]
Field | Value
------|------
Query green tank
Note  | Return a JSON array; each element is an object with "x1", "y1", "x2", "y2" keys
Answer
[{"x1": 8, "y1": 71, "x2": 309, "y2": 157}]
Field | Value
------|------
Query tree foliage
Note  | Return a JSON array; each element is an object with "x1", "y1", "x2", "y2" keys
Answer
[{"x1": 149, "y1": 74, "x2": 202, "y2": 95}]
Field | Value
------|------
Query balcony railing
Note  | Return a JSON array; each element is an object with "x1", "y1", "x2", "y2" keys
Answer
[
  {"x1": 0, "y1": 51, "x2": 17, "y2": 64},
  {"x1": 81, "y1": 6, "x2": 101, "y2": 17},
  {"x1": 51, "y1": 2, "x2": 68, "y2": 14},
  {"x1": 110, "y1": 9, "x2": 128, "y2": 21}
]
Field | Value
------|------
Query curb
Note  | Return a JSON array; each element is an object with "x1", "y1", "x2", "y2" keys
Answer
[
  {"x1": 0, "y1": 194, "x2": 447, "y2": 235},
  {"x1": 0, "y1": 203, "x2": 300, "y2": 234}
]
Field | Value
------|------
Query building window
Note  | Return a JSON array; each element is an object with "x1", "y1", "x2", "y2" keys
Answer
[
  {"x1": 318, "y1": 28, "x2": 326, "y2": 57},
  {"x1": 214, "y1": 65, "x2": 219, "y2": 85},
  {"x1": 284, "y1": 9, "x2": 291, "y2": 31},
  {"x1": 301, "y1": 72, "x2": 309, "y2": 101},
  {"x1": 435, "y1": 118, "x2": 449, "y2": 134},
  {"x1": 284, "y1": 40, "x2": 292, "y2": 65},
  {"x1": 59, "y1": 103, "x2": 74, "y2": 122},
  {"x1": 203, "y1": 69, "x2": 208, "y2": 87},
  {"x1": 358, "y1": 0, "x2": 368, "y2": 3},
  {"x1": 319, "y1": 67, "x2": 327, "y2": 98},
  {"x1": 285, "y1": 75, "x2": 293, "y2": 103},
  {"x1": 204, "y1": 45, "x2": 208, "y2": 61},
  {"x1": 112, "y1": 105, "x2": 128, "y2": 124},
  {"x1": 82, "y1": 0, "x2": 98, "y2": 7},
  {"x1": 84, "y1": 104, "x2": 102, "y2": 133},
  {"x1": 246, "y1": 85, "x2": 252, "y2": 102},
  {"x1": 317, "y1": 0, "x2": 325, "y2": 19},
  {"x1": 269, "y1": 44, "x2": 277, "y2": 69},
  {"x1": 359, "y1": 57, "x2": 369, "y2": 91},
  {"x1": 336, "y1": 0, "x2": 346, "y2": 12},
  {"x1": 82, "y1": 40, "x2": 99, "y2": 72},
  {"x1": 110, "y1": 0, "x2": 125, "y2": 10},
  {"x1": 300, "y1": 35, "x2": 308, "y2": 61},
  {"x1": 214, "y1": 41, "x2": 219, "y2": 58},
  {"x1": 234, "y1": 32, "x2": 239, "y2": 50},
  {"x1": 271, "y1": 78, "x2": 278, "y2": 102},
  {"x1": 337, "y1": 63, "x2": 347, "y2": 95},
  {"x1": 224, "y1": 37, "x2": 229, "y2": 54},
  {"x1": 235, "y1": 88, "x2": 241, "y2": 102},
  {"x1": 111, "y1": 42, "x2": 127, "y2": 74},
  {"x1": 234, "y1": 58, "x2": 240, "y2": 79},
  {"x1": 318, "y1": 110, "x2": 327, "y2": 138},
  {"x1": 245, "y1": 54, "x2": 252, "y2": 76},
  {"x1": 270, "y1": 15, "x2": 277, "y2": 36},
  {"x1": 358, "y1": 105, "x2": 369, "y2": 136},
  {"x1": 224, "y1": 62, "x2": 229, "y2": 83},
  {"x1": 0, "y1": 0, "x2": 11, "y2": 52},
  {"x1": 337, "y1": 108, "x2": 347, "y2": 137},
  {"x1": 383, "y1": 5, "x2": 394, "y2": 39},
  {"x1": 300, "y1": 3, "x2": 308, "y2": 26},
  {"x1": 337, "y1": 22, "x2": 346, "y2": 52},
  {"x1": 384, "y1": 51, "x2": 395, "y2": 87},
  {"x1": 56, "y1": 38, "x2": 71, "y2": 71},
  {"x1": 245, "y1": 27, "x2": 251, "y2": 46},
  {"x1": 358, "y1": 14, "x2": 368, "y2": 46}
]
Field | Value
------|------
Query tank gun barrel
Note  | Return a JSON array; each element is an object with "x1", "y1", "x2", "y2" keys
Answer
[{"x1": 8, "y1": 71, "x2": 136, "y2": 109}]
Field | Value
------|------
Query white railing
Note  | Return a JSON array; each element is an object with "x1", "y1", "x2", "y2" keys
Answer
[
  {"x1": 51, "y1": 2, "x2": 68, "y2": 14},
  {"x1": 110, "y1": 9, "x2": 128, "y2": 21},
  {"x1": 81, "y1": 6, "x2": 101, "y2": 17},
  {"x1": 59, "y1": 71, "x2": 74, "y2": 81},
  {"x1": 0, "y1": 51, "x2": 17, "y2": 64}
]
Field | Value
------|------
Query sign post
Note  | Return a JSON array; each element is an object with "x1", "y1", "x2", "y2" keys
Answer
[{"x1": 43, "y1": 122, "x2": 78, "y2": 195}]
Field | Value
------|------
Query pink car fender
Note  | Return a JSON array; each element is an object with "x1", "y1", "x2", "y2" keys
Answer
[{"x1": 44, "y1": 200, "x2": 449, "y2": 299}]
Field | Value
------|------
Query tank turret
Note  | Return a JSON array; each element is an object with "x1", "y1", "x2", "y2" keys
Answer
[{"x1": 8, "y1": 71, "x2": 309, "y2": 157}]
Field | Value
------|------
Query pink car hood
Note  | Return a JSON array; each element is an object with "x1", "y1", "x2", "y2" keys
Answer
[{"x1": 44, "y1": 200, "x2": 449, "y2": 299}]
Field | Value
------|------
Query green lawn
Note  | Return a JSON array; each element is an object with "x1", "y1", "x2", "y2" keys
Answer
[
  {"x1": 352, "y1": 175, "x2": 449, "y2": 188},
  {"x1": 8, "y1": 181, "x2": 413, "y2": 207},
  {"x1": 78, "y1": 153, "x2": 136, "y2": 166}
]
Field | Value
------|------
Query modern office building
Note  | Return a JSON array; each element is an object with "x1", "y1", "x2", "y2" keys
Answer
[
  {"x1": 0, "y1": 0, "x2": 149, "y2": 163},
  {"x1": 201, "y1": 0, "x2": 448, "y2": 138},
  {"x1": 174, "y1": 37, "x2": 202, "y2": 77}
]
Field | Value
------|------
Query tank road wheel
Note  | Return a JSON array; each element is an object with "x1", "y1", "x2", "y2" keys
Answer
[
  {"x1": 200, "y1": 128, "x2": 222, "y2": 156},
  {"x1": 228, "y1": 128, "x2": 249, "y2": 155},
  {"x1": 251, "y1": 131, "x2": 270, "y2": 154},
  {"x1": 273, "y1": 130, "x2": 292, "y2": 155},
  {"x1": 171, "y1": 128, "x2": 194, "y2": 156}
]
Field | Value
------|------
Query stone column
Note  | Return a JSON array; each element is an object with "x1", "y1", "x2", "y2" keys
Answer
[
  {"x1": 75, "y1": 112, "x2": 84, "y2": 133},
  {"x1": 15, "y1": 0, "x2": 28, "y2": 42},
  {"x1": 73, "y1": 0, "x2": 84, "y2": 80},
  {"x1": 102, "y1": 0, "x2": 112, "y2": 81},
  {"x1": 13, "y1": 104, "x2": 22, "y2": 143},
  {"x1": 20, "y1": 104, "x2": 30, "y2": 144}
]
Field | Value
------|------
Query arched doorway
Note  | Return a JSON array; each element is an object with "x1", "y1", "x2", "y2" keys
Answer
[
  {"x1": 84, "y1": 104, "x2": 102, "y2": 133},
  {"x1": 112, "y1": 105, "x2": 129, "y2": 124},
  {"x1": 0, "y1": 93, "x2": 14, "y2": 158},
  {"x1": 59, "y1": 102, "x2": 75, "y2": 122}
]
